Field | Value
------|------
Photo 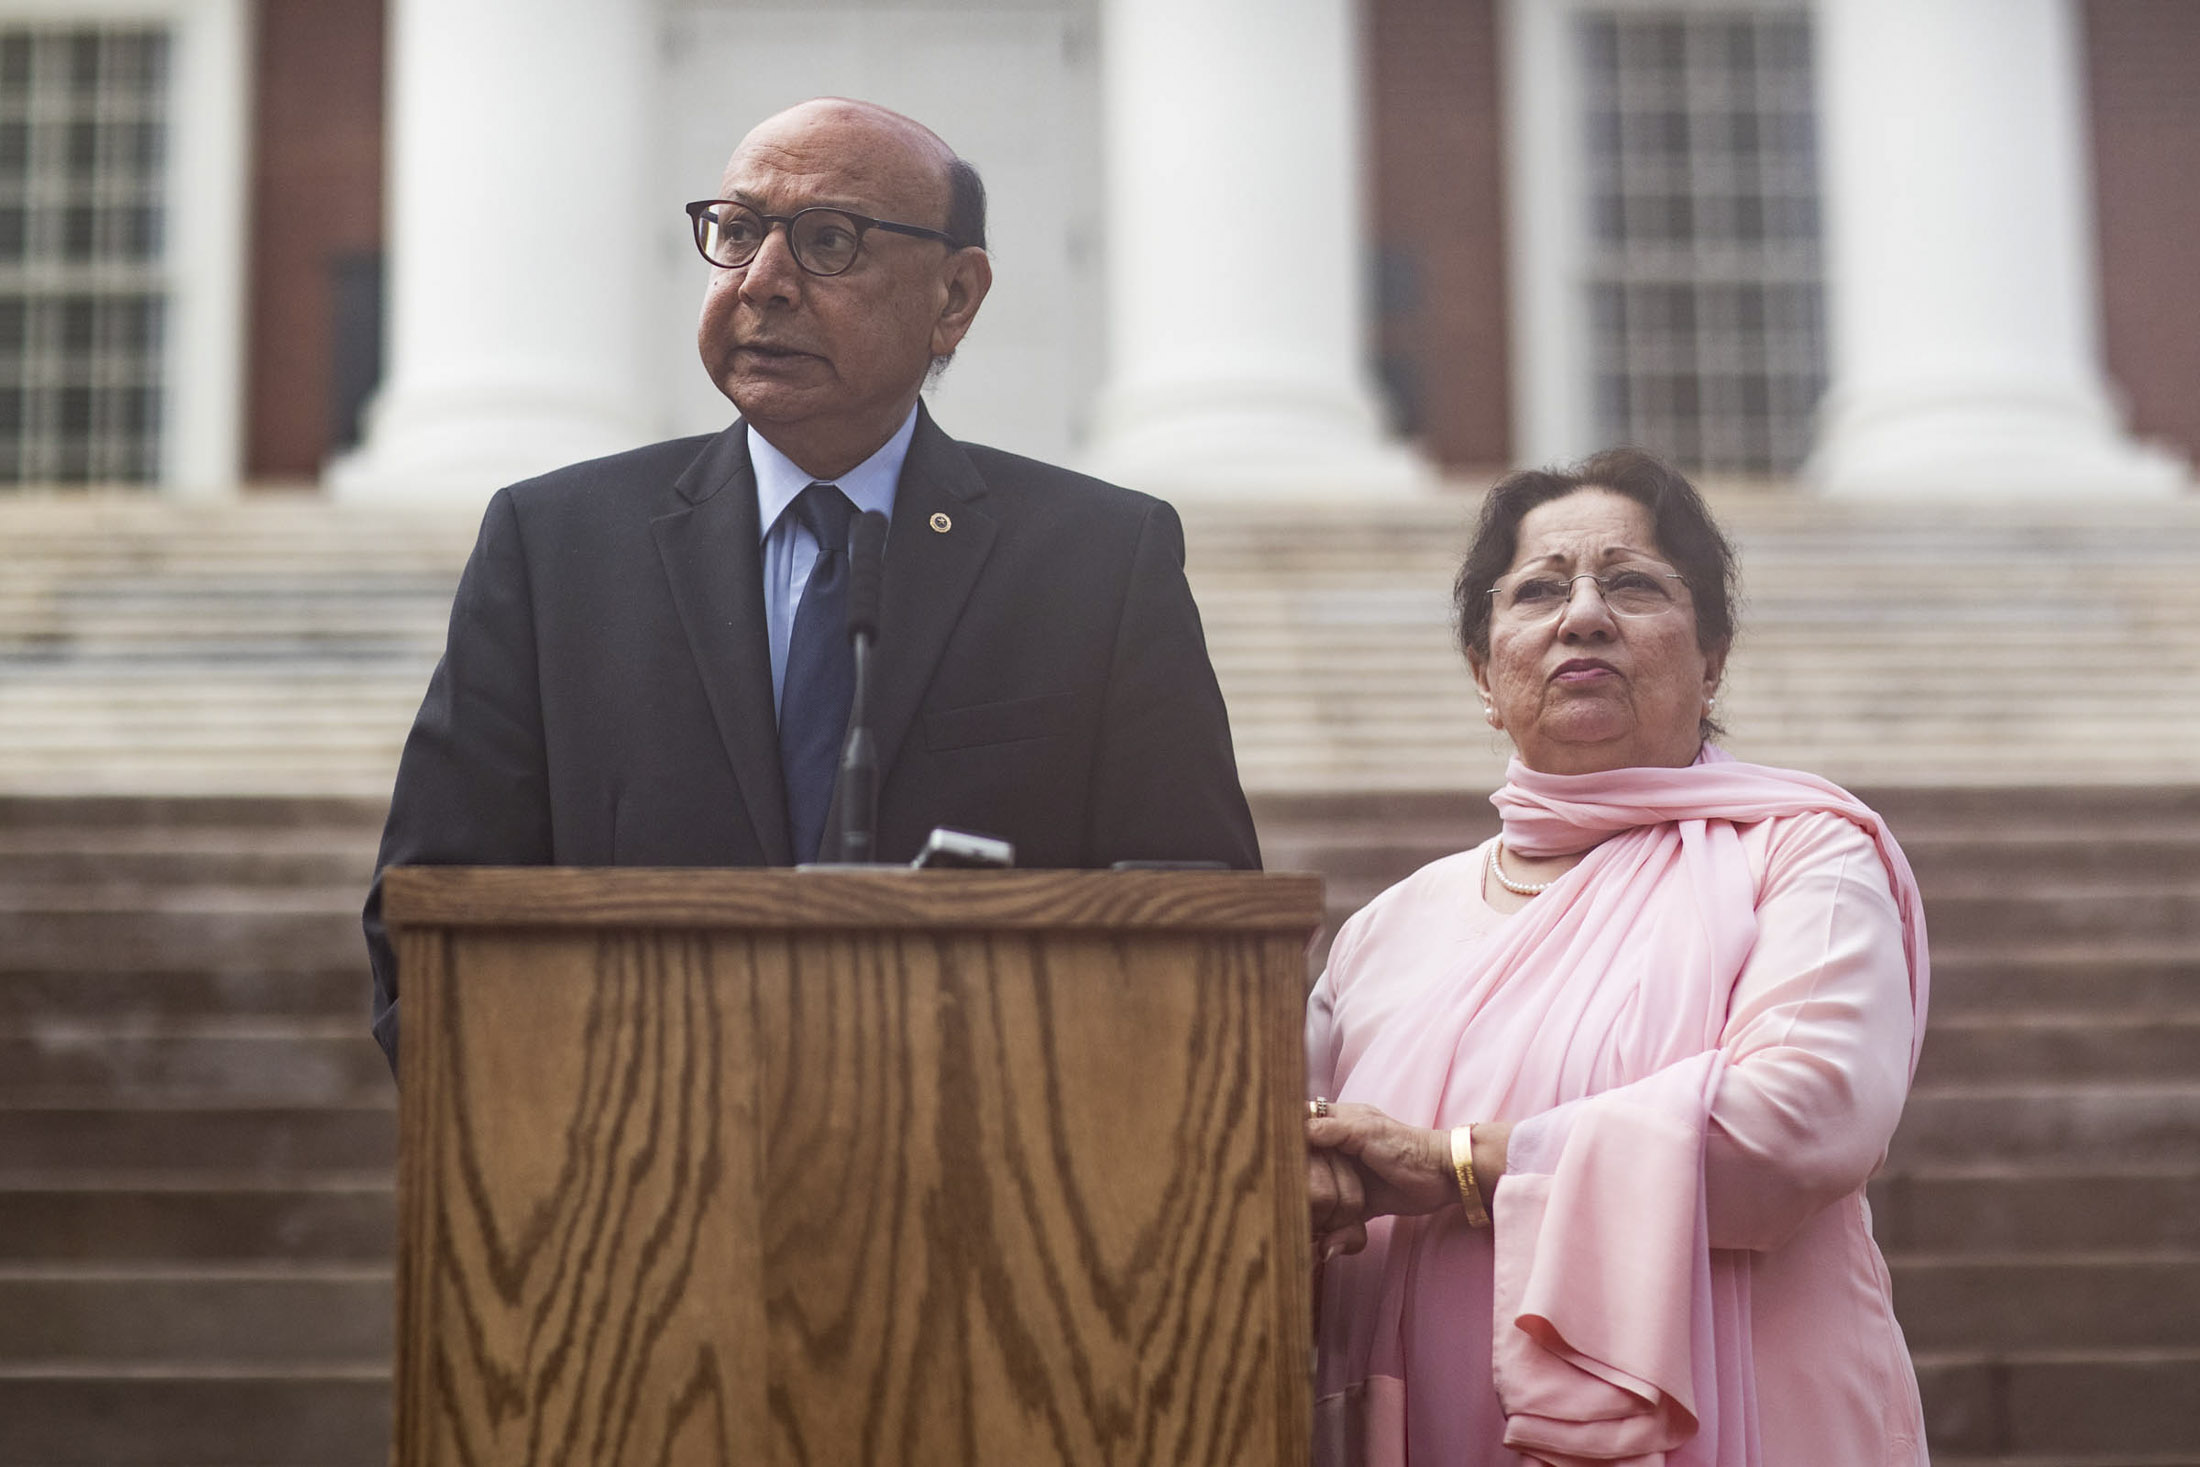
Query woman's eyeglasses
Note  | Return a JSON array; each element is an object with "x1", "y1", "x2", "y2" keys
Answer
[{"x1": 1488, "y1": 566, "x2": 1690, "y2": 621}]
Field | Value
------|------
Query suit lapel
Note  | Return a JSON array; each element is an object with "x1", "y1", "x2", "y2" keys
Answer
[
  {"x1": 651, "y1": 422, "x2": 794, "y2": 865},
  {"x1": 861, "y1": 405, "x2": 998, "y2": 790}
]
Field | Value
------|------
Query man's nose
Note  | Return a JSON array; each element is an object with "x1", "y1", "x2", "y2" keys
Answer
[{"x1": 736, "y1": 222, "x2": 803, "y2": 304}]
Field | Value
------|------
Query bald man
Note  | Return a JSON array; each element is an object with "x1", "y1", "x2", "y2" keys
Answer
[{"x1": 364, "y1": 100, "x2": 1261, "y2": 1069}]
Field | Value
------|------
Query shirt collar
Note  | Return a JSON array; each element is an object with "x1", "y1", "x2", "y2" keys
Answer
[{"x1": 749, "y1": 403, "x2": 917, "y2": 541}]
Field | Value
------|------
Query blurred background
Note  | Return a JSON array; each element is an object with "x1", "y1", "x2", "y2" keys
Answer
[{"x1": 1, "y1": 0, "x2": 2197, "y2": 1461}]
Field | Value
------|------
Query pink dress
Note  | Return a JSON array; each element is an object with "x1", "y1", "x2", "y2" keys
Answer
[{"x1": 1308, "y1": 753, "x2": 1930, "y2": 1466}]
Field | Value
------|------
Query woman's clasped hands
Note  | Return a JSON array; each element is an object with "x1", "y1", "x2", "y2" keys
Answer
[{"x1": 1305, "y1": 1101, "x2": 1510, "y2": 1262}]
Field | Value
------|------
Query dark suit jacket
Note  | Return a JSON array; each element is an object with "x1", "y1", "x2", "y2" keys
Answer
[{"x1": 365, "y1": 405, "x2": 1260, "y2": 1066}]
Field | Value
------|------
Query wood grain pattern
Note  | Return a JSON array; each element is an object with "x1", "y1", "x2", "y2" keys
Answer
[
  {"x1": 380, "y1": 867, "x2": 1325, "y2": 935},
  {"x1": 390, "y1": 872, "x2": 1319, "y2": 1466},
  {"x1": 398, "y1": 927, "x2": 769, "y2": 1463}
]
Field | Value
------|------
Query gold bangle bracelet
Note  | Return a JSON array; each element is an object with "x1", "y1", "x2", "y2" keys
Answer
[{"x1": 1450, "y1": 1124, "x2": 1490, "y2": 1229}]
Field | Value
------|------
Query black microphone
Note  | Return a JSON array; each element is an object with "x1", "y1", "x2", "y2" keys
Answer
[{"x1": 837, "y1": 511, "x2": 888, "y2": 863}]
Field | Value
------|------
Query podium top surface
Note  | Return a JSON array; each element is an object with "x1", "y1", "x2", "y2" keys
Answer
[{"x1": 380, "y1": 866, "x2": 1325, "y2": 935}]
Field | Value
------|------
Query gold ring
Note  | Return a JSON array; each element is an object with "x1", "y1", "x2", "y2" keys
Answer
[{"x1": 1309, "y1": 1098, "x2": 1331, "y2": 1119}]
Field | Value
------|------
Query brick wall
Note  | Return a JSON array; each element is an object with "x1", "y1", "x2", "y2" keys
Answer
[
  {"x1": 2086, "y1": 0, "x2": 2200, "y2": 469},
  {"x1": 1366, "y1": 0, "x2": 1511, "y2": 473},
  {"x1": 244, "y1": 0, "x2": 385, "y2": 483}
]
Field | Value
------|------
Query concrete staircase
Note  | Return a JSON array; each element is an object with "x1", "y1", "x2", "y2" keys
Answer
[
  {"x1": 0, "y1": 796, "x2": 392, "y2": 1465},
  {"x1": 0, "y1": 493, "x2": 473, "y2": 797},
  {"x1": 5, "y1": 489, "x2": 2200, "y2": 797},
  {"x1": 1877, "y1": 787, "x2": 2200, "y2": 1467},
  {"x1": 3, "y1": 488, "x2": 2199, "y2": 1461},
  {"x1": 0, "y1": 787, "x2": 2190, "y2": 1463},
  {"x1": 1258, "y1": 785, "x2": 2200, "y2": 1467}
]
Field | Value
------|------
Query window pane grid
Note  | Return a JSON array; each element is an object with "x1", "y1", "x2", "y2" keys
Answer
[
  {"x1": 0, "y1": 25, "x2": 167, "y2": 486},
  {"x1": 1581, "y1": 7, "x2": 1826, "y2": 476}
]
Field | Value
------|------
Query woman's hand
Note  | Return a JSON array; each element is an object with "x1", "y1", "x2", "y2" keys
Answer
[
  {"x1": 1307, "y1": 1146, "x2": 1369, "y2": 1260},
  {"x1": 1306, "y1": 1103, "x2": 1460, "y2": 1220}
]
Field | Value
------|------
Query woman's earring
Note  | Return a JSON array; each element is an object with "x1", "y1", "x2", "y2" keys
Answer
[{"x1": 1481, "y1": 698, "x2": 1500, "y2": 728}]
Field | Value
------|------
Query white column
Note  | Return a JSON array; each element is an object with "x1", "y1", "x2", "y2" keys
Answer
[
  {"x1": 1806, "y1": 0, "x2": 2185, "y2": 497},
  {"x1": 1083, "y1": 0, "x2": 1428, "y2": 494},
  {"x1": 330, "y1": 0, "x2": 654, "y2": 500}
]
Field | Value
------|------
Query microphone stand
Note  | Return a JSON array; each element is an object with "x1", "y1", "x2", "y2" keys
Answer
[{"x1": 837, "y1": 511, "x2": 888, "y2": 863}]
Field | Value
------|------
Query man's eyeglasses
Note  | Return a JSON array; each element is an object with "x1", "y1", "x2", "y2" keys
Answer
[
  {"x1": 685, "y1": 200, "x2": 959, "y2": 278},
  {"x1": 1488, "y1": 566, "x2": 1691, "y2": 621}
]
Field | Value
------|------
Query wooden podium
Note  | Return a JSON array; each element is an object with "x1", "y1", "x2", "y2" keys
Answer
[{"x1": 379, "y1": 867, "x2": 1325, "y2": 1466}]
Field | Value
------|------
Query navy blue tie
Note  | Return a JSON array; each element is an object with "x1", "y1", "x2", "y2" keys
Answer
[{"x1": 780, "y1": 482, "x2": 856, "y2": 863}]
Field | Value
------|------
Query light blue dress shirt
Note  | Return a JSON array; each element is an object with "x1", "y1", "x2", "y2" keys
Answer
[{"x1": 750, "y1": 404, "x2": 914, "y2": 717}]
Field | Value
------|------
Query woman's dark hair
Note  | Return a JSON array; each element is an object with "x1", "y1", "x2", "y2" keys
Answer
[{"x1": 1453, "y1": 445, "x2": 1739, "y2": 675}]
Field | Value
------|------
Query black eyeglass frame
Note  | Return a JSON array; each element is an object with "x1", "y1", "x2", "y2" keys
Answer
[{"x1": 684, "y1": 199, "x2": 961, "y2": 277}]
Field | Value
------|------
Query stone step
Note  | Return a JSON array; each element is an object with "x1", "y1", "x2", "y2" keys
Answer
[
  {"x1": 1909, "y1": 888, "x2": 2200, "y2": 946},
  {"x1": 12, "y1": 596, "x2": 447, "y2": 619},
  {"x1": 0, "y1": 795, "x2": 386, "y2": 831},
  {"x1": 0, "y1": 1030, "x2": 393, "y2": 1107},
  {"x1": 0, "y1": 898, "x2": 364, "y2": 973},
  {"x1": 1870, "y1": 1167, "x2": 2200, "y2": 1251},
  {"x1": 3, "y1": 634, "x2": 440, "y2": 662},
  {"x1": 0, "y1": 1184, "x2": 393, "y2": 1263},
  {"x1": 0, "y1": 1265, "x2": 390, "y2": 1364},
  {"x1": 0, "y1": 1107, "x2": 395, "y2": 1176},
  {"x1": 1927, "y1": 956, "x2": 2200, "y2": 1017},
  {"x1": 0, "y1": 969, "x2": 370, "y2": 1023},
  {"x1": 0, "y1": 762, "x2": 405, "y2": 799},
  {"x1": 0, "y1": 723, "x2": 411, "y2": 752},
  {"x1": 1917, "y1": 1351, "x2": 2200, "y2": 1462},
  {"x1": 1889, "y1": 1084, "x2": 2200, "y2": 1171},
  {"x1": 0, "y1": 844, "x2": 377, "y2": 888},
  {"x1": 1889, "y1": 1256, "x2": 2200, "y2": 1354},
  {"x1": 0, "y1": 1373, "x2": 389, "y2": 1467},
  {"x1": 1910, "y1": 1016, "x2": 2200, "y2": 1087},
  {"x1": 0, "y1": 671, "x2": 421, "y2": 693},
  {"x1": 1899, "y1": 835, "x2": 2200, "y2": 884}
]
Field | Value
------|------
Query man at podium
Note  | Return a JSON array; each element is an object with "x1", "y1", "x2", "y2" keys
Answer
[{"x1": 362, "y1": 98, "x2": 1260, "y2": 1070}]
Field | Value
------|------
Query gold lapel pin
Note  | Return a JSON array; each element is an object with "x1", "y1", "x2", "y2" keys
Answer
[{"x1": 929, "y1": 512, "x2": 952, "y2": 533}]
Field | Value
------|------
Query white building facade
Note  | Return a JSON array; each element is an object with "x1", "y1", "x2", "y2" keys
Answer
[{"x1": 0, "y1": 0, "x2": 2188, "y2": 498}]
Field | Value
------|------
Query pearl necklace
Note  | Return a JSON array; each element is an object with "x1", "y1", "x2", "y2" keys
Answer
[{"x1": 1487, "y1": 839, "x2": 1556, "y2": 896}]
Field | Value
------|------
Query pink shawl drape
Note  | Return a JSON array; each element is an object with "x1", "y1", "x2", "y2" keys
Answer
[{"x1": 1315, "y1": 748, "x2": 1928, "y2": 1466}]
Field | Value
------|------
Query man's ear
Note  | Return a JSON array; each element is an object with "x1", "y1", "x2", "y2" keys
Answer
[{"x1": 931, "y1": 248, "x2": 992, "y2": 358}]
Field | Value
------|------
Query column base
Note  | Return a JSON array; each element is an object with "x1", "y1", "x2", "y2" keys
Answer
[
  {"x1": 1806, "y1": 382, "x2": 2190, "y2": 498},
  {"x1": 327, "y1": 373, "x2": 652, "y2": 502},
  {"x1": 1082, "y1": 369, "x2": 1436, "y2": 497}
]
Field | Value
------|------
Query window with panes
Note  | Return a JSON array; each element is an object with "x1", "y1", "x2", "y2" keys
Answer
[
  {"x1": 0, "y1": 26, "x2": 166, "y2": 485},
  {"x1": 1579, "y1": 7, "x2": 1824, "y2": 477}
]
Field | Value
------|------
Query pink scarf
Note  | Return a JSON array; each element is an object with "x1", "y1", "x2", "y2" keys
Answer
[{"x1": 1320, "y1": 748, "x2": 1928, "y2": 1465}]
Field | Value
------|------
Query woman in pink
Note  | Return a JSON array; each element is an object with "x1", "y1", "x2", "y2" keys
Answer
[{"x1": 1304, "y1": 450, "x2": 1929, "y2": 1466}]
